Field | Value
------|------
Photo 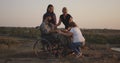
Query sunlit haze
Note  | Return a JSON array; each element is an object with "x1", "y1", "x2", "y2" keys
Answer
[{"x1": 0, "y1": 0, "x2": 120, "y2": 29}]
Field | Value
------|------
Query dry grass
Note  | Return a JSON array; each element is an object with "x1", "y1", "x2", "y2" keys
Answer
[{"x1": 0, "y1": 36, "x2": 19, "y2": 49}]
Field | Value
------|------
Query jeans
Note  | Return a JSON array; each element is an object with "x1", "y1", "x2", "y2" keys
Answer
[{"x1": 70, "y1": 42, "x2": 83, "y2": 55}]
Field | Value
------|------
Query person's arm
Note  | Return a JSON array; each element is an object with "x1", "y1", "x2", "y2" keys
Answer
[
  {"x1": 56, "y1": 18, "x2": 61, "y2": 26},
  {"x1": 68, "y1": 14, "x2": 73, "y2": 22},
  {"x1": 43, "y1": 14, "x2": 46, "y2": 22},
  {"x1": 53, "y1": 14, "x2": 57, "y2": 25},
  {"x1": 49, "y1": 30, "x2": 58, "y2": 33},
  {"x1": 69, "y1": 17, "x2": 73, "y2": 22},
  {"x1": 58, "y1": 30, "x2": 73, "y2": 37}
]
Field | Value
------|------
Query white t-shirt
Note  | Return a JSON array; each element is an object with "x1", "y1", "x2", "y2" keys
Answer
[{"x1": 70, "y1": 27, "x2": 85, "y2": 43}]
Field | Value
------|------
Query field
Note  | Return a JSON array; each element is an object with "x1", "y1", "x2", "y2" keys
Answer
[{"x1": 0, "y1": 27, "x2": 120, "y2": 63}]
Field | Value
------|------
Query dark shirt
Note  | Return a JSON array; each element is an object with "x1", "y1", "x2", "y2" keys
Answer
[
  {"x1": 60, "y1": 14, "x2": 72, "y2": 29},
  {"x1": 43, "y1": 12, "x2": 56, "y2": 25}
]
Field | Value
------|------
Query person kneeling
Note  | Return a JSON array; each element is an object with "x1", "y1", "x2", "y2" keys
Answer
[{"x1": 57, "y1": 22, "x2": 85, "y2": 58}]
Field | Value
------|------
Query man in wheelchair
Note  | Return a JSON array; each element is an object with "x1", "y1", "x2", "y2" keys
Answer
[
  {"x1": 37, "y1": 16, "x2": 72, "y2": 57},
  {"x1": 38, "y1": 16, "x2": 85, "y2": 58}
]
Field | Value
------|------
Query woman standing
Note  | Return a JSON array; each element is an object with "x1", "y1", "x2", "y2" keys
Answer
[
  {"x1": 43, "y1": 4, "x2": 56, "y2": 25},
  {"x1": 56, "y1": 7, "x2": 73, "y2": 30}
]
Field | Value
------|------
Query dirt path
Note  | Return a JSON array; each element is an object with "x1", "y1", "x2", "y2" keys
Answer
[
  {"x1": 0, "y1": 39, "x2": 70, "y2": 63},
  {"x1": 0, "y1": 37, "x2": 120, "y2": 63}
]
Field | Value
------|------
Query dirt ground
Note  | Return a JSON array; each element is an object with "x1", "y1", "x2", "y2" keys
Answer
[{"x1": 0, "y1": 37, "x2": 120, "y2": 63}]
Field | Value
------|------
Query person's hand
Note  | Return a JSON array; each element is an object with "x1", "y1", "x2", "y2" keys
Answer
[
  {"x1": 54, "y1": 24, "x2": 58, "y2": 28},
  {"x1": 48, "y1": 16, "x2": 52, "y2": 20},
  {"x1": 56, "y1": 30, "x2": 62, "y2": 34},
  {"x1": 56, "y1": 30, "x2": 60, "y2": 33},
  {"x1": 61, "y1": 29, "x2": 69, "y2": 33}
]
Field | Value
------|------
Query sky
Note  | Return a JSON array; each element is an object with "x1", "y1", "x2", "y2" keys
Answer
[{"x1": 0, "y1": 0, "x2": 120, "y2": 29}]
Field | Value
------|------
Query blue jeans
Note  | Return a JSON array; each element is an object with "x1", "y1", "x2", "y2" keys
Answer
[{"x1": 70, "y1": 42, "x2": 83, "y2": 55}]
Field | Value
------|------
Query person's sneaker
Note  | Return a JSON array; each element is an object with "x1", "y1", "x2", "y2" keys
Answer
[
  {"x1": 76, "y1": 52, "x2": 83, "y2": 58},
  {"x1": 72, "y1": 52, "x2": 75, "y2": 55}
]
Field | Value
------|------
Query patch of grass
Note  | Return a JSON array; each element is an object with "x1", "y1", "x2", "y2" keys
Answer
[
  {"x1": 0, "y1": 36, "x2": 19, "y2": 48},
  {"x1": 0, "y1": 27, "x2": 41, "y2": 38},
  {"x1": 0, "y1": 27, "x2": 120, "y2": 44},
  {"x1": 82, "y1": 29, "x2": 120, "y2": 44}
]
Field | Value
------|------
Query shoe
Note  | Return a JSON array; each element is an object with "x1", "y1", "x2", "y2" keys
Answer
[
  {"x1": 72, "y1": 52, "x2": 75, "y2": 55},
  {"x1": 76, "y1": 52, "x2": 83, "y2": 58}
]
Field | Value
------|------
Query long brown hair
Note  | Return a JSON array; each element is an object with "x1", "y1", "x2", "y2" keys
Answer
[{"x1": 47, "y1": 4, "x2": 54, "y2": 13}]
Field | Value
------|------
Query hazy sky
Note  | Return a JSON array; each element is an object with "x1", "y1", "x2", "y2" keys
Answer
[{"x1": 0, "y1": 0, "x2": 120, "y2": 29}]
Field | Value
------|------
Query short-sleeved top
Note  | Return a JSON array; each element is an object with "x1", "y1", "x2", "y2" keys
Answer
[
  {"x1": 70, "y1": 27, "x2": 85, "y2": 43},
  {"x1": 43, "y1": 12, "x2": 56, "y2": 25},
  {"x1": 60, "y1": 14, "x2": 72, "y2": 29}
]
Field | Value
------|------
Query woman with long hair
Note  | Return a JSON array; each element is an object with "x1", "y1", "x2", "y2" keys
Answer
[{"x1": 43, "y1": 4, "x2": 56, "y2": 25}]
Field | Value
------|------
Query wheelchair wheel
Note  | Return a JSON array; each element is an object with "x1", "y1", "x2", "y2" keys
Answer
[
  {"x1": 33, "y1": 38, "x2": 52, "y2": 56},
  {"x1": 33, "y1": 39, "x2": 42, "y2": 56}
]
